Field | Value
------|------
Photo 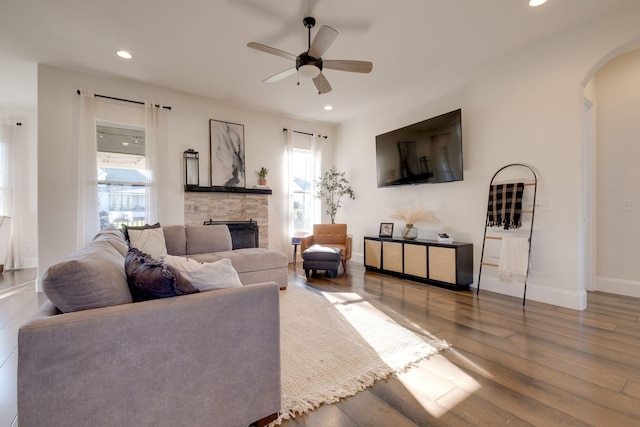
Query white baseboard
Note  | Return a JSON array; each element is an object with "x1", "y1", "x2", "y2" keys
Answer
[
  {"x1": 474, "y1": 278, "x2": 587, "y2": 311},
  {"x1": 596, "y1": 276, "x2": 640, "y2": 298}
]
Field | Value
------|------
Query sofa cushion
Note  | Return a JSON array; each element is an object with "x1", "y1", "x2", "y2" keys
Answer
[
  {"x1": 125, "y1": 248, "x2": 199, "y2": 302},
  {"x1": 163, "y1": 225, "x2": 187, "y2": 256},
  {"x1": 189, "y1": 248, "x2": 288, "y2": 274},
  {"x1": 126, "y1": 225, "x2": 168, "y2": 259},
  {"x1": 186, "y1": 225, "x2": 232, "y2": 255},
  {"x1": 164, "y1": 255, "x2": 243, "y2": 291},
  {"x1": 42, "y1": 240, "x2": 132, "y2": 313}
]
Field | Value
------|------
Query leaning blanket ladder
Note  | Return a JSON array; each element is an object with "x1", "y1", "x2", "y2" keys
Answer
[{"x1": 477, "y1": 163, "x2": 537, "y2": 305}]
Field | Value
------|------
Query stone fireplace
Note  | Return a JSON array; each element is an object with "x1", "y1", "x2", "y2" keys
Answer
[{"x1": 184, "y1": 192, "x2": 269, "y2": 248}]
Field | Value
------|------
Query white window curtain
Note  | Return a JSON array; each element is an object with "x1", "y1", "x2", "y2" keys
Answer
[
  {"x1": 74, "y1": 90, "x2": 99, "y2": 247},
  {"x1": 283, "y1": 129, "x2": 321, "y2": 244},
  {"x1": 309, "y1": 134, "x2": 321, "y2": 225},
  {"x1": 284, "y1": 130, "x2": 295, "y2": 241},
  {"x1": 144, "y1": 101, "x2": 163, "y2": 224},
  {"x1": 0, "y1": 119, "x2": 20, "y2": 269}
]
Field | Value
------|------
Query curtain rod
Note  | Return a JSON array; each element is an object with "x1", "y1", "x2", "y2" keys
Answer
[
  {"x1": 76, "y1": 90, "x2": 172, "y2": 110},
  {"x1": 282, "y1": 128, "x2": 327, "y2": 139}
]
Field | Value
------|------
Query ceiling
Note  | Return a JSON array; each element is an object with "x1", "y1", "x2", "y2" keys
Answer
[{"x1": 0, "y1": 0, "x2": 636, "y2": 124}]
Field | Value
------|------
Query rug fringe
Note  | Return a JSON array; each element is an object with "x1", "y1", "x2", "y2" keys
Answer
[{"x1": 268, "y1": 347, "x2": 448, "y2": 426}]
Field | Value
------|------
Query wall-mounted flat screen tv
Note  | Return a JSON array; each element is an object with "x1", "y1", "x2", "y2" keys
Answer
[{"x1": 375, "y1": 109, "x2": 463, "y2": 187}]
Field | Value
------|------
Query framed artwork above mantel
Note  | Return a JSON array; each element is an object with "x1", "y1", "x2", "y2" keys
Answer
[{"x1": 209, "y1": 119, "x2": 245, "y2": 188}]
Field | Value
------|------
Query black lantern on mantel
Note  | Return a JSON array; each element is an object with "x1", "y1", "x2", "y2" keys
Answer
[{"x1": 183, "y1": 149, "x2": 199, "y2": 188}]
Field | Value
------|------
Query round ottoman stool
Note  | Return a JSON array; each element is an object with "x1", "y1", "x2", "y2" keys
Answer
[{"x1": 302, "y1": 244, "x2": 341, "y2": 279}]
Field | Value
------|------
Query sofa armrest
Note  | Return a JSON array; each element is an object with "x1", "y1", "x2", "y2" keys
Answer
[{"x1": 18, "y1": 283, "x2": 281, "y2": 427}]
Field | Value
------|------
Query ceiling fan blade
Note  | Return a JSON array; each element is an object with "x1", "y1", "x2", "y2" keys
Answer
[
  {"x1": 247, "y1": 42, "x2": 297, "y2": 61},
  {"x1": 323, "y1": 60, "x2": 373, "y2": 73},
  {"x1": 312, "y1": 72, "x2": 332, "y2": 94},
  {"x1": 263, "y1": 67, "x2": 297, "y2": 83},
  {"x1": 308, "y1": 25, "x2": 338, "y2": 58}
]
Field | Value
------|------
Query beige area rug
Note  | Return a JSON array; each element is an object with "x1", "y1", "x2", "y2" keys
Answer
[{"x1": 273, "y1": 284, "x2": 450, "y2": 425}]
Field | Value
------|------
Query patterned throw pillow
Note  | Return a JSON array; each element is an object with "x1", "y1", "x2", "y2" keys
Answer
[{"x1": 126, "y1": 225, "x2": 168, "y2": 259}]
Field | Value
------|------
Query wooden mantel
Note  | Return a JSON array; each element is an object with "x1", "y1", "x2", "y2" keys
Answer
[{"x1": 184, "y1": 185, "x2": 272, "y2": 195}]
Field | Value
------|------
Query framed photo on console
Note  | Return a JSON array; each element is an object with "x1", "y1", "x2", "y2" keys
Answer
[{"x1": 379, "y1": 222, "x2": 394, "y2": 238}]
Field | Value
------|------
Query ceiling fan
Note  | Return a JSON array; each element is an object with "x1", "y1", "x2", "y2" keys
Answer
[{"x1": 247, "y1": 17, "x2": 373, "y2": 94}]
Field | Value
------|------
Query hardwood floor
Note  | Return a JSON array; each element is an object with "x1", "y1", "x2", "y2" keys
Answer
[
  {"x1": 2, "y1": 265, "x2": 640, "y2": 426},
  {"x1": 0, "y1": 269, "x2": 42, "y2": 427},
  {"x1": 282, "y1": 265, "x2": 640, "y2": 427}
]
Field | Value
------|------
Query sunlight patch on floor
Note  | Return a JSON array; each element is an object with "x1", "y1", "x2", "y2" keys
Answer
[{"x1": 320, "y1": 291, "x2": 481, "y2": 418}]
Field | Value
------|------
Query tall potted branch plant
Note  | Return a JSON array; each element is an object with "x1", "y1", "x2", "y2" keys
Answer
[{"x1": 316, "y1": 166, "x2": 355, "y2": 224}]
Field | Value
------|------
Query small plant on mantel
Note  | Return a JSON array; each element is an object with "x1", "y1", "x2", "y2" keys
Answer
[
  {"x1": 256, "y1": 167, "x2": 269, "y2": 186},
  {"x1": 315, "y1": 166, "x2": 355, "y2": 224}
]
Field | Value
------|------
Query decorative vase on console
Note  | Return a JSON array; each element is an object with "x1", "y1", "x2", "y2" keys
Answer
[
  {"x1": 401, "y1": 224, "x2": 418, "y2": 240},
  {"x1": 390, "y1": 203, "x2": 438, "y2": 240}
]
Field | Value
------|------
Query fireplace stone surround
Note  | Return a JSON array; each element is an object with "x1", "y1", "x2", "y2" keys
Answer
[{"x1": 184, "y1": 192, "x2": 269, "y2": 248}]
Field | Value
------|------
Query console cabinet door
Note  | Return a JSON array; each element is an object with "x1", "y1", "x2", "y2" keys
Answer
[
  {"x1": 404, "y1": 244, "x2": 427, "y2": 278},
  {"x1": 382, "y1": 241, "x2": 403, "y2": 273},
  {"x1": 428, "y1": 246, "x2": 456, "y2": 284},
  {"x1": 364, "y1": 239, "x2": 382, "y2": 269}
]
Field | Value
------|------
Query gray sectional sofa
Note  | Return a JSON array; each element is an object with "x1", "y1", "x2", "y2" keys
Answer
[
  {"x1": 18, "y1": 225, "x2": 285, "y2": 427},
  {"x1": 163, "y1": 224, "x2": 289, "y2": 289}
]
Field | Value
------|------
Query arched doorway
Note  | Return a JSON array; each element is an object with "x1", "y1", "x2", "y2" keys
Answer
[{"x1": 581, "y1": 42, "x2": 640, "y2": 298}]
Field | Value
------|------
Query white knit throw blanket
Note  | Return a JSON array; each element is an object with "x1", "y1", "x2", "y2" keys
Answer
[{"x1": 499, "y1": 237, "x2": 530, "y2": 283}]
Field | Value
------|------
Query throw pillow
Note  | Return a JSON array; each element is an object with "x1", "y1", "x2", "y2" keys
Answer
[
  {"x1": 126, "y1": 224, "x2": 168, "y2": 259},
  {"x1": 164, "y1": 255, "x2": 243, "y2": 292},
  {"x1": 121, "y1": 222, "x2": 161, "y2": 241},
  {"x1": 125, "y1": 247, "x2": 199, "y2": 302}
]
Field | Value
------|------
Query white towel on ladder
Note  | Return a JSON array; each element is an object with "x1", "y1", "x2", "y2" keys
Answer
[{"x1": 498, "y1": 237, "x2": 529, "y2": 284}]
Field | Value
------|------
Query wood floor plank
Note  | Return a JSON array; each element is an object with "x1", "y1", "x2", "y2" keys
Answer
[
  {"x1": 0, "y1": 349, "x2": 18, "y2": 427},
  {"x1": 335, "y1": 388, "x2": 419, "y2": 427},
  {"x1": 441, "y1": 342, "x2": 640, "y2": 426},
  {"x1": 289, "y1": 402, "x2": 358, "y2": 427}
]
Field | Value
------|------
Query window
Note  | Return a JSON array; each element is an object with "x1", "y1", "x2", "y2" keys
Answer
[
  {"x1": 96, "y1": 124, "x2": 147, "y2": 229},
  {"x1": 291, "y1": 147, "x2": 318, "y2": 234}
]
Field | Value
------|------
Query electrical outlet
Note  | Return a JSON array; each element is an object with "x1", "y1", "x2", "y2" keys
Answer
[{"x1": 622, "y1": 200, "x2": 632, "y2": 211}]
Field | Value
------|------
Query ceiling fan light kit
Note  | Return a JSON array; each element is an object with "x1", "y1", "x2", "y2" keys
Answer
[{"x1": 247, "y1": 16, "x2": 373, "y2": 95}]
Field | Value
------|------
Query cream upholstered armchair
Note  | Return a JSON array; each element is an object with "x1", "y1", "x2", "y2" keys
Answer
[{"x1": 300, "y1": 224, "x2": 352, "y2": 273}]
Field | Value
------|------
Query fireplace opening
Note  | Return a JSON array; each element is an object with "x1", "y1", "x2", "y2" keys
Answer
[{"x1": 203, "y1": 219, "x2": 259, "y2": 249}]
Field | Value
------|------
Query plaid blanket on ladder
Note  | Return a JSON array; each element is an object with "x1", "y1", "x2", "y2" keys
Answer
[{"x1": 487, "y1": 183, "x2": 525, "y2": 229}]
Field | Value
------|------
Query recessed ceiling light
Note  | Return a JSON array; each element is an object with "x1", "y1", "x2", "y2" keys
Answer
[
  {"x1": 324, "y1": 105, "x2": 333, "y2": 111},
  {"x1": 122, "y1": 142, "x2": 130, "y2": 146},
  {"x1": 116, "y1": 50, "x2": 133, "y2": 59},
  {"x1": 529, "y1": 0, "x2": 547, "y2": 6}
]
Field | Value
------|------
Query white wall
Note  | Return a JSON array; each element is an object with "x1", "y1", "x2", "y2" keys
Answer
[
  {"x1": 595, "y1": 48, "x2": 640, "y2": 297},
  {"x1": 37, "y1": 65, "x2": 335, "y2": 280},
  {"x1": 336, "y1": 5, "x2": 640, "y2": 310}
]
